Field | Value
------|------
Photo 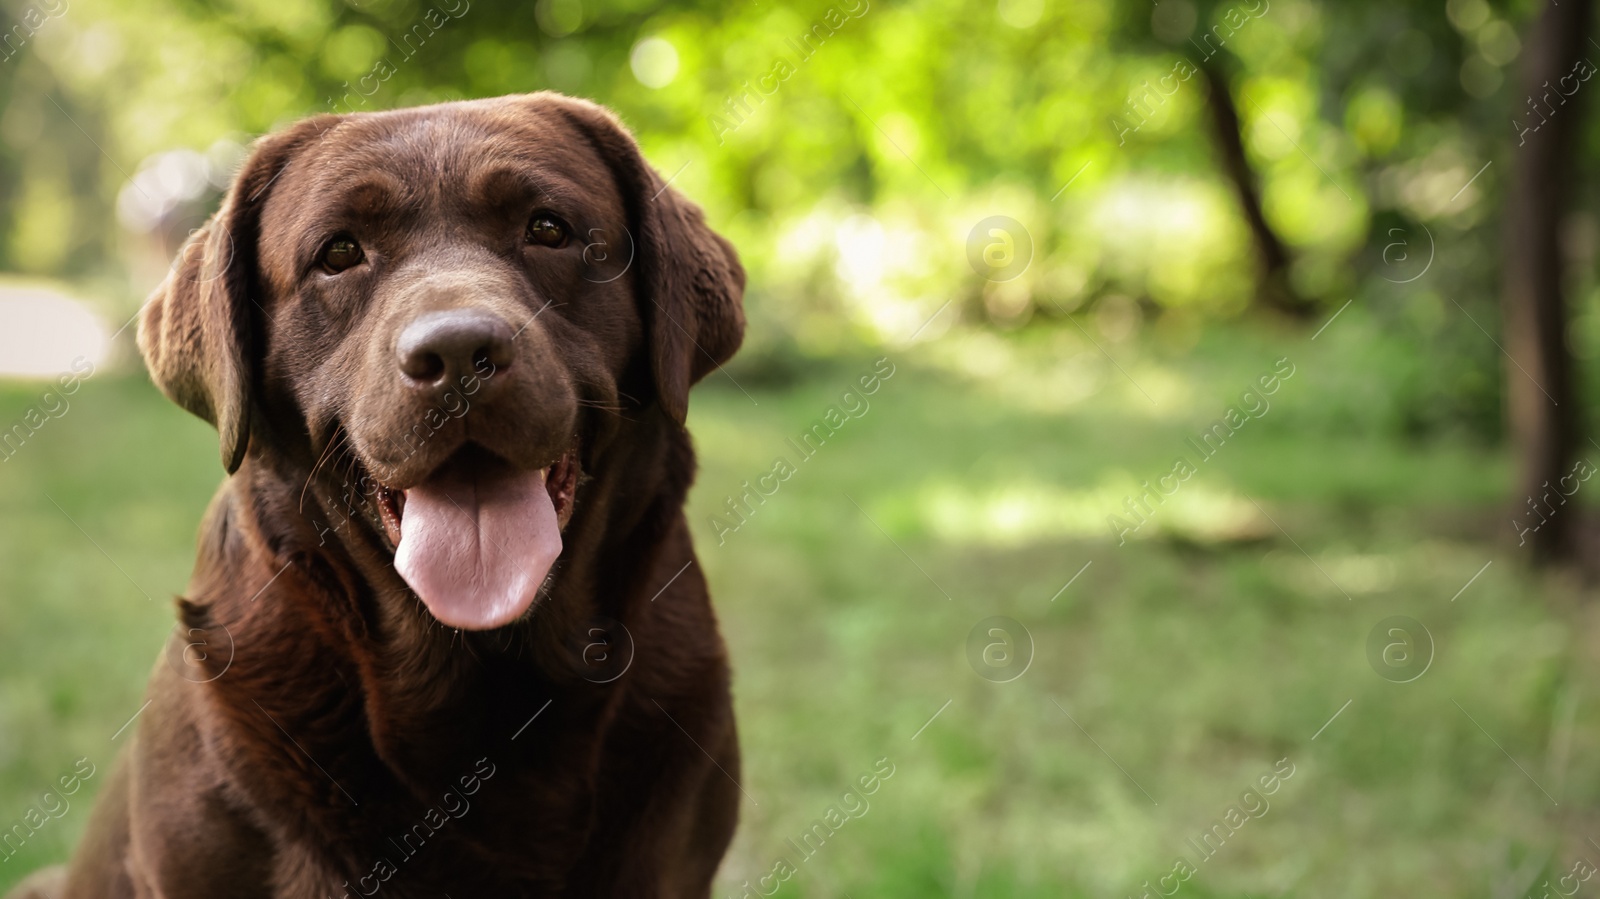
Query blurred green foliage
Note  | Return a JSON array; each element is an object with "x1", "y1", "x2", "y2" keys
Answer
[{"x1": 2, "y1": 0, "x2": 1592, "y2": 440}]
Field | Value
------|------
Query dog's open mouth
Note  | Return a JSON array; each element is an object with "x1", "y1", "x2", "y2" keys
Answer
[{"x1": 374, "y1": 444, "x2": 579, "y2": 630}]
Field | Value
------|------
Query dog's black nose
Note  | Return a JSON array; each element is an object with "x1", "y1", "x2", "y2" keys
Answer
[{"x1": 396, "y1": 308, "x2": 515, "y2": 388}]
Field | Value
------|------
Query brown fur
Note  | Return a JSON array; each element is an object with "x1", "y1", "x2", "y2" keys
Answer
[{"x1": 9, "y1": 93, "x2": 745, "y2": 898}]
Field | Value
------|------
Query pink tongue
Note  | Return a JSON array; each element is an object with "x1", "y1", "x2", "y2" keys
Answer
[{"x1": 394, "y1": 465, "x2": 561, "y2": 630}]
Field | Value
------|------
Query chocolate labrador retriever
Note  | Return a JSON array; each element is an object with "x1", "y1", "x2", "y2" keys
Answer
[{"x1": 6, "y1": 92, "x2": 745, "y2": 898}]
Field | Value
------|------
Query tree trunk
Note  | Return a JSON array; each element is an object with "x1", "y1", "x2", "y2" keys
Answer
[
  {"x1": 1502, "y1": 0, "x2": 1591, "y2": 564},
  {"x1": 1199, "y1": 59, "x2": 1309, "y2": 318}
]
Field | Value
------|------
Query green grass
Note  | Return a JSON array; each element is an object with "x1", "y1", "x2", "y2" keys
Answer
[{"x1": 0, "y1": 315, "x2": 1591, "y2": 897}]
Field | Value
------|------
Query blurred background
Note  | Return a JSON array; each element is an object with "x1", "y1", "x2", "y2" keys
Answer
[{"x1": 3, "y1": 0, "x2": 1600, "y2": 895}]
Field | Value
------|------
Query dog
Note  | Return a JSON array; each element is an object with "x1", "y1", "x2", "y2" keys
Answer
[{"x1": 5, "y1": 92, "x2": 746, "y2": 898}]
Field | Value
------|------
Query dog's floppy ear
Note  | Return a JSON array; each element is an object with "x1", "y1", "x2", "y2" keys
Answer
[
  {"x1": 138, "y1": 118, "x2": 329, "y2": 473},
  {"x1": 550, "y1": 95, "x2": 746, "y2": 424}
]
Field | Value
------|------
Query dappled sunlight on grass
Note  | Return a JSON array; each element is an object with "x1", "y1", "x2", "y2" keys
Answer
[
  {"x1": 885, "y1": 475, "x2": 1270, "y2": 548},
  {"x1": 1263, "y1": 548, "x2": 1397, "y2": 596},
  {"x1": 916, "y1": 328, "x2": 1202, "y2": 418}
]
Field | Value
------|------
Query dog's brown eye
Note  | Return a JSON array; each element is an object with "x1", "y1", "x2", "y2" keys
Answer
[
  {"x1": 320, "y1": 236, "x2": 365, "y2": 273},
  {"x1": 526, "y1": 214, "x2": 568, "y2": 248}
]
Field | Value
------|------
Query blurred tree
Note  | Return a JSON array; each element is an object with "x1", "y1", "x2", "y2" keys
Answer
[
  {"x1": 1198, "y1": 55, "x2": 1309, "y2": 318},
  {"x1": 1119, "y1": 0, "x2": 1330, "y2": 319},
  {"x1": 1502, "y1": 0, "x2": 1591, "y2": 563}
]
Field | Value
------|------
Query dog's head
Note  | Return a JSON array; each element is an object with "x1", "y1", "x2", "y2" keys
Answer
[{"x1": 138, "y1": 93, "x2": 744, "y2": 630}]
